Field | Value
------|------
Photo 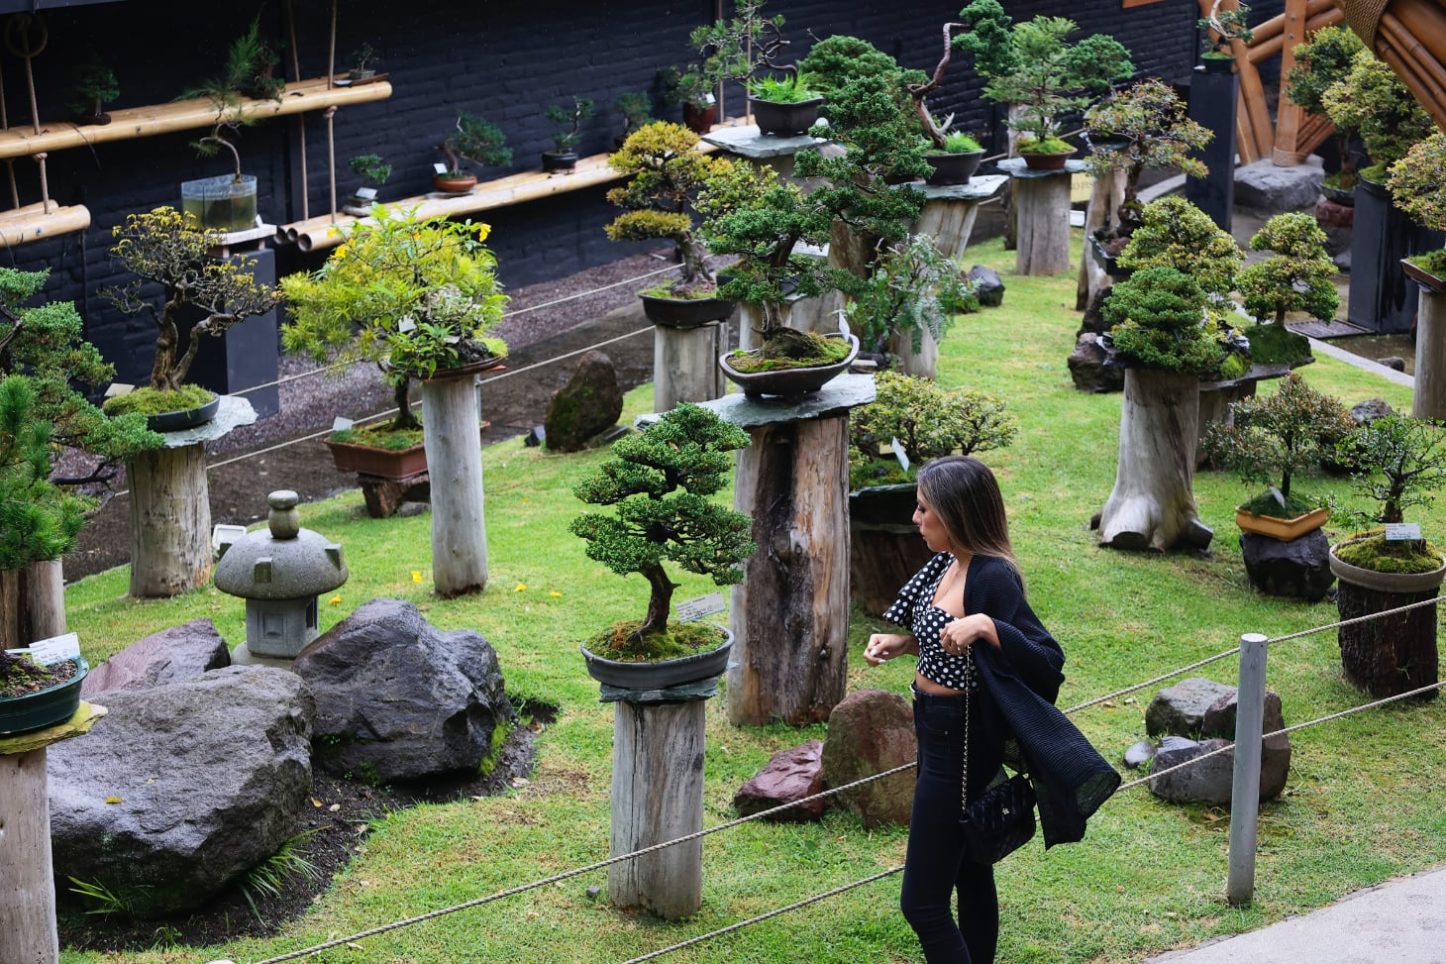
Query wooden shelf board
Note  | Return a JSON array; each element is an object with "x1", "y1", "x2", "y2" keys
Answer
[
  {"x1": 0, "y1": 77, "x2": 393, "y2": 161},
  {"x1": 0, "y1": 201, "x2": 90, "y2": 248}
]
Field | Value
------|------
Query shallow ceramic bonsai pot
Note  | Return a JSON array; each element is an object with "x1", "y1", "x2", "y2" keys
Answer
[
  {"x1": 145, "y1": 393, "x2": 221, "y2": 433},
  {"x1": 0, "y1": 651, "x2": 89, "y2": 737},
  {"x1": 639, "y1": 292, "x2": 736, "y2": 329},
  {"x1": 1402, "y1": 258, "x2": 1446, "y2": 296},
  {"x1": 433, "y1": 173, "x2": 477, "y2": 194},
  {"x1": 1235, "y1": 506, "x2": 1330, "y2": 542},
  {"x1": 324, "y1": 438, "x2": 428, "y2": 480},
  {"x1": 749, "y1": 96, "x2": 825, "y2": 137},
  {"x1": 1328, "y1": 540, "x2": 1446, "y2": 594},
  {"x1": 719, "y1": 332, "x2": 859, "y2": 399},
  {"x1": 924, "y1": 149, "x2": 985, "y2": 186},
  {"x1": 580, "y1": 629, "x2": 733, "y2": 689},
  {"x1": 1020, "y1": 147, "x2": 1076, "y2": 172}
]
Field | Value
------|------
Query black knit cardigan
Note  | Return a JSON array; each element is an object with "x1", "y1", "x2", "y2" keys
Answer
[{"x1": 963, "y1": 554, "x2": 1120, "y2": 848}]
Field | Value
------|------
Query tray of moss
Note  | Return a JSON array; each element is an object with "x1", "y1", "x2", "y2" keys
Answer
[
  {"x1": 1402, "y1": 256, "x2": 1446, "y2": 296},
  {"x1": 102, "y1": 385, "x2": 220, "y2": 433},
  {"x1": 580, "y1": 624, "x2": 732, "y2": 689},
  {"x1": 325, "y1": 423, "x2": 428, "y2": 480},
  {"x1": 1329, "y1": 532, "x2": 1446, "y2": 594},
  {"x1": 720, "y1": 332, "x2": 858, "y2": 399},
  {"x1": 639, "y1": 288, "x2": 736, "y2": 329},
  {"x1": 0, "y1": 651, "x2": 89, "y2": 737}
]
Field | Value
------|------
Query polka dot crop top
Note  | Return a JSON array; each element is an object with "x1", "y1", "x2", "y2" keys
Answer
[{"x1": 882, "y1": 552, "x2": 978, "y2": 691}]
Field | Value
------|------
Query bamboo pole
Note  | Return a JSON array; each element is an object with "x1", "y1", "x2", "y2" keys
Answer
[
  {"x1": 1377, "y1": 16, "x2": 1446, "y2": 128},
  {"x1": 287, "y1": 0, "x2": 310, "y2": 222},
  {"x1": 1249, "y1": 8, "x2": 1344, "y2": 61},
  {"x1": 1273, "y1": 0, "x2": 1310, "y2": 164},
  {"x1": 0, "y1": 201, "x2": 90, "y2": 248}
]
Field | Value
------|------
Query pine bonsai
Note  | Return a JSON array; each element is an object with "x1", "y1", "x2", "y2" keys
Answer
[
  {"x1": 1084, "y1": 80, "x2": 1211, "y2": 212},
  {"x1": 1197, "y1": 0, "x2": 1254, "y2": 62},
  {"x1": 545, "y1": 96, "x2": 595, "y2": 155},
  {"x1": 1116, "y1": 196, "x2": 1242, "y2": 298},
  {"x1": 67, "y1": 59, "x2": 119, "y2": 125},
  {"x1": 438, "y1": 113, "x2": 512, "y2": 176},
  {"x1": 1237, "y1": 212, "x2": 1338, "y2": 326},
  {"x1": 571, "y1": 403, "x2": 756, "y2": 655}
]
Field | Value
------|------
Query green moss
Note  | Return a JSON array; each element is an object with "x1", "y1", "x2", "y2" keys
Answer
[
  {"x1": 639, "y1": 282, "x2": 720, "y2": 300},
  {"x1": 329, "y1": 421, "x2": 425, "y2": 451},
  {"x1": 100, "y1": 384, "x2": 215, "y2": 417},
  {"x1": 1359, "y1": 162, "x2": 1389, "y2": 184},
  {"x1": 1323, "y1": 169, "x2": 1357, "y2": 192},
  {"x1": 1336, "y1": 531, "x2": 1445, "y2": 574},
  {"x1": 476, "y1": 720, "x2": 512, "y2": 779},
  {"x1": 1239, "y1": 489, "x2": 1319, "y2": 517},
  {"x1": 585, "y1": 620, "x2": 728, "y2": 662},
  {"x1": 1017, "y1": 136, "x2": 1074, "y2": 155},
  {"x1": 849, "y1": 456, "x2": 913, "y2": 490},
  {"x1": 1407, "y1": 249, "x2": 1446, "y2": 279},
  {"x1": 727, "y1": 335, "x2": 851, "y2": 373},
  {"x1": 1246, "y1": 323, "x2": 1314, "y2": 366}
]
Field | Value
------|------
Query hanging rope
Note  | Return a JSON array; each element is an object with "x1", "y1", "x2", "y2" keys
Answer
[
  {"x1": 4, "y1": 13, "x2": 47, "y2": 212},
  {"x1": 0, "y1": 59, "x2": 18, "y2": 209},
  {"x1": 286, "y1": 0, "x2": 309, "y2": 222}
]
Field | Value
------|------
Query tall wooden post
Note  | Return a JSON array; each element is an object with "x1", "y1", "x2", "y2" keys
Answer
[
  {"x1": 1271, "y1": 0, "x2": 1309, "y2": 166},
  {"x1": 999, "y1": 159, "x2": 1085, "y2": 277},
  {"x1": 654, "y1": 323, "x2": 724, "y2": 413},
  {"x1": 1413, "y1": 287, "x2": 1446, "y2": 420},
  {"x1": 889, "y1": 328, "x2": 939, "y2": 378},
  {"x1": 421, "y1": 372, "x2": 487, "y2": 596},
  {"x1": 912, "y1": 176, "x2": 1008, "y2": 261}
]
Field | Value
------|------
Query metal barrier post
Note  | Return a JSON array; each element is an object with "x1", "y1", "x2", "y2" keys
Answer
[{"x1": 1227, "y1": 632, "x2": 1269, "y2": 906}]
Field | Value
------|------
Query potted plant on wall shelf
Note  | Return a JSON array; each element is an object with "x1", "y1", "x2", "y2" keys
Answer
[
  {"x1": 605, "y1": 122, "x2": 735, "y2": 328},
  {"x1": 571, "y1": 403, "x2": 756, "y2": 688},
  {"x1": 543, "y1": 96, "x2": 595, "y2": 173},
  {"x1": 659, "y1": 65, "x2": 717, "y2": 135},
  {"x1": 346, "y1": 43, "x2": 380, "y2": 84},
  {"x1": 1202, "y1": 373, "x2": 1353, "y2": 542},
  {"x1": 1197, "y1": 0, "x2": 1253, "y2": 73},
  {"x1": 612, "y1": 91, "x2": 654, "y2": 148},
  {"x1": 1388, "y1": 132, "x2": 1446, "y2": 294},
  {"x1": 67, "y1": 59, "x2": 118, "y2": 126},
  {"x1": 1328, "y1": 415, "x2": 1446, "y2": 698},
  {"x1": 101, "y1": 208, "x2": 280, "y2": 431},
  {"x1": 280, "y1": 207, "x2": 508, "y2": 481},
  {"x1": 344, "y1": 153, "x2": 391, "y2": 215},
  {"x1": 435, "y1": 113, "x2": 511, "y2": 194}
]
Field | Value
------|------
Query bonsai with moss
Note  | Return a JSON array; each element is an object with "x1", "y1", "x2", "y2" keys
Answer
[
  {"x1": 1238, "y1": 212, "x2": 1338, "y2": 335},
  {"x1": 1196, "y1": 0, "x2": 1253, "y2": 64},
  {"x1": 1287, "y1": 25, "x2": 1365, "y2": 194},
  {"x1": 1321, "y1": 50, "x2": 1433, "y2": 182},
  {"x1": 612, "y1": 92, "x2": 654, "y2": 145},
  {"x1": 571, "y1": 403, "x2": 756, "y2": 661},
  {"x1": 845, "y1": 234, "x2": 978, "y2": 366},
  {"x1": 1084, "y1": 80, "x2": 1211, "y2": 226},
  {"x1": 102, "y1": 207, "x2": 280, "y2": 415},
  {"x1": 544, "y1": 96, "x2": 595, "y2": 164},
  {"x1": 280, "y1": 207, "x2": 508, "y2": 437},
  {"x1": 1202, "y1": 373, "x2": 1353, "y2": 522},
  {"x1": 1388, "y1": 132, "x2": 1446, "y2": 285}
]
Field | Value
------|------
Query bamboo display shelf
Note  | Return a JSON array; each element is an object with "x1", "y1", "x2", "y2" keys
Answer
[
  {"x1": 283, "y1": 122, "x2": 732, "y2": 253},
  {"x1": 0, "y1": 201, "x2": 90, "y2": 248},
  {"x1": 0, "y1": 76, "x2": 393, "y2": 162}
]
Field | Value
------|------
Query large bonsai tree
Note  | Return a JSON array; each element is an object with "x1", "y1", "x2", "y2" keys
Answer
[
  {"x1": 850, "y1": 371, "x2": 1016, "y2": 487},
  {"x1": 1103, "y1": 266, "x2": 1227, "y2": 376},
  {"x1": 1116, "y1": 196, "x2": 1242, "y2": 298},
  {"x1": 1322, "y1": 50, "x2": 1434, "y2": 178},
  {"x1": 104, "y1": 207, "x2": 281, "y2": 397},
  {"x1": 281, "y1": 207, "x2": 508, "y2": 432},
  {"x1": 571, "y1": 403, "x2": 756, "y2": 647},
  {"x1": 1237, "y1": 212, "x2": 1339, "y2": 326},
  {"x1": 1287, "y1": 25, "x2": 1366, "y2": 190}
]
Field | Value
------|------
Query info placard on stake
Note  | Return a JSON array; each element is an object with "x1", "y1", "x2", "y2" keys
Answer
[
  {"x1": 1385, "y1": 523, "x2": 1423, "y2": 541},
  {"x1": 676, "y1": 592, "x2": 725, "y2": 623}
]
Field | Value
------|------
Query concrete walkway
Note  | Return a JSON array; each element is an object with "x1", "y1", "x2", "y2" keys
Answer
[{"x1": 1147, "y1": 866, "x2": 1446, "y2": 963}]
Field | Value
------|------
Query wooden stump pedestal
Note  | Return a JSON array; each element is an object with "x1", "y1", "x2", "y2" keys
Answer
[
  {"x1": 420, "y1": 372, "x2": 488, "y2": 596},
  {"x1": 654, "y1": 322, "x2": 725, "y2": 413},
  {"x1": 125, "y1": 395, "x2": 256, "y2": 598},
  {"x1": 1413, "y1": 287, "x2": 1446, "y2": 420},
  {"x1": 912, "y1": 176, "x2": 1009, "y2": 261},
  {"x1": 998, "y1": 158, "x2": 1086, "y2": 277},
  {"x1": 1336, "y1": 578, "x2": 1441, "y2": 699}
]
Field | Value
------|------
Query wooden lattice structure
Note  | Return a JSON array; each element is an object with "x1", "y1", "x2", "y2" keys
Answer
[{"x1": 1335, "y1": 0, "x2": 1446, "y2": 131}]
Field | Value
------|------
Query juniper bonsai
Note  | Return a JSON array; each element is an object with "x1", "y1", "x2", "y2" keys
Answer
[
  {"x1": 1322, "y1": 50, "x2": 1433, "y2": 177},
  {"x1": 1103, "y1": 265, "x2": 1227, "y2": 376},
  {"x1": 571, "y1": 403, "x2": 756, "y2": 649},
  {"x1": 1237, "y1": 212, "x2": 1338, "y2": 326},
  {"x1": 1115, "y1": 196, "x2": 1242, "y2": 299},
  {"x1": 1287, "y1": 25, "x2": 1365, "y2": 190}
]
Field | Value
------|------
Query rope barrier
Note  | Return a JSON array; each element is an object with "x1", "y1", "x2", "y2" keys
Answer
[{"x1": 1265, "y1": 593, "x2": 1446, "y2": 646}]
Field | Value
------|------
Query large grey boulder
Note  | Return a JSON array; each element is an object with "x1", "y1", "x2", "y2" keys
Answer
[
  {"x1": 545, "y1": 349, "x2": 624, "y2": 452},
  {"x1": 734, "y1": 740, "x2": 826, "y2": 821},
  {"x1": 1147, "y1": 686, "x2": 1291, "y2": 805},
  {"x1": 80, "y1": 618, "x2": 230, "y2": 697},
  {"x1": 1145, "y1": 678, "x2": 1238, "y2": 738},
  {"x1": 821, "y1": 689, "x2": 916, "y2": 828},
  {"x1": 1241, "y1": 529, "x2": 1335, "y2": 601},
  {"x1": 1234, "y1": 157, "x2": 1324, "y2": 216},
  {"x1": 293, "y1": 598, "x2": 512, "y2": 783},
  {"x1": 49, "y1": 666, "x2": 313, "y2": 916}
]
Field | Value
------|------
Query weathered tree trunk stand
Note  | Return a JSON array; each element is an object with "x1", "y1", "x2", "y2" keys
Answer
[
  {"x1": 0, "y1": 560, "x2": 65, "y2": 650},
  {"x1": 1096, "y1": 368, "x2": 1213, "y2": 552},
  {"x1": 1013, "y1": 173, "x2": 1073, "y2": 276},
  {"x1": 888, "y1": 328, "x2": 938, "y2": 378},
  {"x1": 1336, "y1": 580, "x2": 1440, "y2": 699},
  {"x1": 1413, "y1": 288, "x2": 1446, "y2": 420},
  {"x1": 654, "y1": 322, "x2": 724, "y2": 412},
  {"x1": 358, "y1": 472, "x2": 431, "y2": 519},
  {"x1": 911, "y1": 177, "x2": 1008, "y2": 261},
  {"x1": 851, "y1": 524, "x2": 933, "y2": 616},
  {"x1": 421, "y1": 373, "x2": 487, "y2": 596},
  {"x1": 1076, "y1": 167, "x2": 1126, "y2": 311},
  {"x1": 608, "y1": 696, "x2": 708, "y2": 919},
  {"x1": 127, "y1": 443, "x2": 212, "y2": 597},
  {"x1": 1196, "y1": 381, "x2": 1257, "y2": 467}
]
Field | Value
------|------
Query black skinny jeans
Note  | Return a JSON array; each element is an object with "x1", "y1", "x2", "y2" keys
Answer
[{"x1": 902, "y1": 685, "x2": 1007, "y2": 964}]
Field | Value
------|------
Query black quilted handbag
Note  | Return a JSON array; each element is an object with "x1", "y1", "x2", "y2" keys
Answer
[{"x1": 958, "y1": 659, "x2": 1038, "y2": 864}]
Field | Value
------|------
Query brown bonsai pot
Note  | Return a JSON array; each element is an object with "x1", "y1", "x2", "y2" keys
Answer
[
  {"x1": 433, "y1": 173, "x2": 477, "y2": 194},
  {"x1": 1021, "y1": 148, "x2": 1076, "y2": 172},
  {"x1": 719, "y1": 333, "x2": 859, "y2": 399},
  {"x1": 1235, "y1": 506, "x2": 1330, "y2": 542},
  {"x1": 325, "y1": 438, "x2": 428, "y2": 480},
  {"x1": 682, "y1": 102, "x2": 718, "y2": 135}
]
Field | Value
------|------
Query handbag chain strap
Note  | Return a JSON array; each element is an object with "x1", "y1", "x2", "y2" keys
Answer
[{"x1": 961, "y1": 650, "x2": 972, "y2": 816}]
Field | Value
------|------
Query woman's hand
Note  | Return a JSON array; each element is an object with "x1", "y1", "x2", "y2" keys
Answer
[
  {"x1": 939, "y1": 614, "x2": 1000, "y2": 656},
  {"x1": 864, "y1": 633, "x2": 917, "y2": 666}
]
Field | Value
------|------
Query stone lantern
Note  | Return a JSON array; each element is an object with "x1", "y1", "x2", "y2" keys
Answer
[{"x1": 214, "y1": 490, "x2": 347, "y2": 662}]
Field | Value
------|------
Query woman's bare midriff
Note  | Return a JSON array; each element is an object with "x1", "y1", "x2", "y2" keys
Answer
[{"x1": 914, "y1": 672, "x2": 967, "y2": 696}]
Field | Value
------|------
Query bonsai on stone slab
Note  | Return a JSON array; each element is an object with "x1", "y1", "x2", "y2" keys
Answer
[
  {"x1": 571, "y1": 402, "x2": 756, "y2": 669},
  {"x1": 101, "y1": 207, "x2": 280, "y2": 424},
  {"x1": 1387, "y1": 133, "x2": 1446, "y2": 418}
]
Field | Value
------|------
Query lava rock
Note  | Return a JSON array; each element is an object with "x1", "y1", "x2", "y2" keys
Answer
[
  {"x1": 1202, "y1": 688, "x2": 1287, "y2": 742},
  {"x1": 293, "y1": 598, "x2": 512, "y2": 783},
  {"x1": 544, "y1": 350, "x2": 624, "y2": 452},
  {"x1": 1314, "y1": 197, "x2": 1354, "y2": 233},
  {"x1": 1068, "y1": 333, "x2": 1124, "y2": 394},
  {"x1": 1241, "y1": 529, "x2": 1335, "y2": 601},
  {"x1": 1147, "y1": 736, "x2": 1235, "y2": 805},
  {"x1": 967, "y1": 264, "x2": 1005, "y2": 307},
  {"x1": 49, "y1": 666, "x2": 313, "y2": 915},
  {"x1": 1145, "y1": 678, "x2": 1238, "y2": 738},
  {"x1": 821, "y1": 689, "x2": 916, "y2": 828},
  {"x1": 81, "y1": 618, "x2": 231, "y2": 697},
  {"x1": 1234, "y1": 158, "x2": 1324, "y2": 216},
  {"x1": 733, "y1": 740, "x2": 826, "y2": 821}
]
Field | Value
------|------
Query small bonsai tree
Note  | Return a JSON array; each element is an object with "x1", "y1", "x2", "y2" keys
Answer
[
  {"x1": 1116, "y1": 196, "x2": 1242, "y2": 298},
  {"x1": 1388, "y1": 131, "x2": 1446, "y2": 280},
  {"x1": 690, "y1": 0, "x2": 788, "y2": 91},
  {"x1": 1203, "y1": 373, "x2": 1354, "y2": 516},
  {"x1": 1322, "y1": 50, "x2": 1434, "y2": 179},
  {"x1": 348, "y1": 153, "x2": 392, "y2": 198},
  {"x1": 1237, "y1": 212, "x2": 1339, "y2": 326},
  {"x1": 659, "y1": 65, "x2": 715, "y2": 111},
  {"x1": 571, "y1": 403, "x2": 756, "y2": 653},
  {"x1": 68, "y1": 59, "x2": 119, "y2": 125},
  {"x1": 1197, "y1": 0, "x2": 1253, "y2": 62},
  {"x1": 605, "y1": 122, "x2": 732, "y2": 295},
  {"x1": 280, "y1": 207, "x2": 507, "y2": 433},
  {"x1": 545, "y1": 97, "x2": 595, "y2": 156},
  {"x1": 438, "y1": 113, "x2": 512, "y2": 176},
  {"x1": 850, "y1": 371, "x2": 1016, "y2": 488},
  {"x1": 845, "y1": 233, "x2": 978, "y2": 359},
  {"x1": 1287, "y1": 25, "x2": 1365, "y2": 191},
  {"x1": 613, "y1": 91, "x2": 654, "y2": 142},
  {"x1": 1084, "y1": 80, "x2": 1211, "y2": 214},
  {"x1": 348, "y1": 43, "x2": 379, "y2": 80},
  {"x1": 1102, "y1": 266, "x2": 1227, "y2": 376},
  {"x1": 103, "y1": 208, "x2": 280, "y2": 404},
  {"x1": 1336, "y1": 415, "x2": 1446, "y2": 526},
  {"x1": 182, "y1": 15, "x2": 284, "y2": 179}
]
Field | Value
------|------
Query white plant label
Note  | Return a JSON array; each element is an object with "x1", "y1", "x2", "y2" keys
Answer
[
  {"x1": 836, "y1": 310, "x2": 850, "y2": 337},
  {"x1": 676, "y1": 592, "x2": 725, "y2": 623},
  {"x1": 398, "y1": 317, "x2": 417, "y2": 333},
  {"x1": 1384, "y1": 523, "x2": 1422, "y2": 541},
  {"x1": 104, "y1": 382, "x2": 134, "y2": 398},
  {"x1": 212, "y1": 524, "x2": 248, "y2": 551},
  {"x1": 30, "y1": 631, "x2": 81, "y2": 666},
  {"x1": 332, "y1": 416, "x2": 354, "y2": 432},
  {"x1": 433, "y1": 162, "x2": 449, "y2": 175},
  {"x1": 890, "y1": 437, "x2": 911, "y2": 474},
  {"x1": 356, "y1": 187, "x2": 378, "y2": 200}
]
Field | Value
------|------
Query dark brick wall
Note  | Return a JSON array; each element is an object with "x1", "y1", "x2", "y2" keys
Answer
[{"x1": 12, "y1": 0, "x2": 1203, "y2": 385}]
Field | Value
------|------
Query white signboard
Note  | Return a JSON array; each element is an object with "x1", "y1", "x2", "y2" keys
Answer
[
  {"x1": 890, "y1": 437, "x2": 911, "y2": 474},
  {"x1": 30, "y1": 631, "x2": 81, "y2": 666},
  {"x1": 332, "y1": 416, "x2": 355, "y2": 432},
  {"x1": 676, "y1": 592, "x2": 726, "y2": 623},
  {"x1": 1384, "y1": 523, "x2": 1422, "y2": 541}
]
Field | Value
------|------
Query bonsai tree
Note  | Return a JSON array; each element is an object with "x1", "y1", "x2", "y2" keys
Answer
[
  {"x1": 1103, "y1": 266, "x2": 1227, "y2": 375},
  {"x1": 1388, "y1": 131, "x2": 1446, "y2": 282},
  {"x1": 571, "y1": 403, "x2": 756, "y2": 654},
  {"x1": 1336, "y1": 415, "x2": 1446, "y2": 527},
  {"x1": 1202, "y1": 373, "x2": 1354, "y2": 518},
  {"x1": 1197, "y1": 0, "x2": 1254, "y2": 63},
  {"x1": 349, "y1": 153, "x2": 391, "y2": 191},
  {"x1": 1237, "y1": 212, "x2": 1339, "y2": 326},
  {"x1": 1287, "y1": 25, "x2": 1366, "y2": 191},
  {"x1": 605, "y1": 122, "x2": 733, "y2": 297},
  {"x1": 690, "y1": 0, "x2": 788, "y2": 92},
  {"x1": 612, "y1": 91, "x2": 654, "y2": 143},
  {"x1": 348, "y1": 43, "x2": 379, "y2": 81},
  {"x1": 845, "y1": 233, "x2": 979, "y2": 363},
  {"x1": 1116, "y1": 196, "x2": 1242, "y2": 298},
  {"x1": 67, "y1": 59, "x2": 118, "y2": 125},
  {"x1": 438, "y1": 112, "x2": 512, "y2": 177},
  {"x1": 659, "y1": 64, "x2": 715, "y2": 115},
  {"x1": 545, "y1": 96, "x2": 595, "y2": 157},
  {"x1": 1084, "y1": 80, "x2": 1211, "y2": 217},
  {"x1": 102, "y1": 208, "x2": 281, "y2": 410},
  {"x1": 183, "y1": 15, "x2": 283, "y2": 179},
  {"x1": 958, "y1": 2, "x2": 1133, "y2": 155},
  {"x1": 1322, "y1": 50, "x2": 1434, "y2": 180},
  {"x1": 280, "y1": 207, "x2": 507, "y2": 434},
  {"x1": 850, "y1": 371, "x2": 1016, "y2": 488}
]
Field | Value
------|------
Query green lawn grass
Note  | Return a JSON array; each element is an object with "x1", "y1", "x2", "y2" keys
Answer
[{"x1": 60, "y1": 235, "x2": 1444, "y2": 963}]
